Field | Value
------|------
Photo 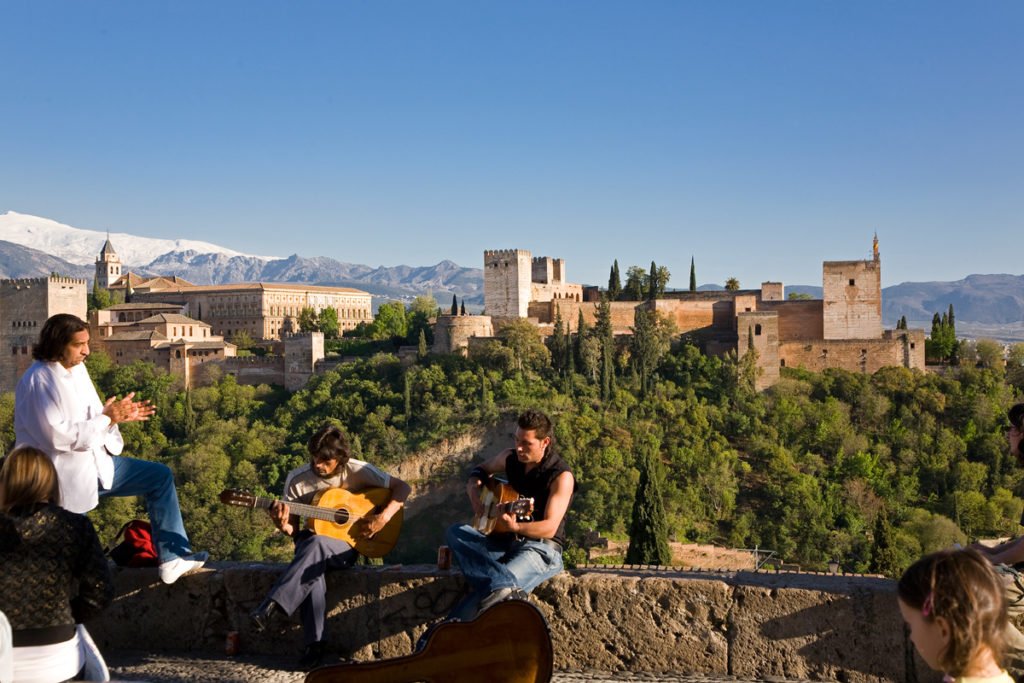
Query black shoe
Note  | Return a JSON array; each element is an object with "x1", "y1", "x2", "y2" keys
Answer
[
  {"x1": 249, "y1": 598, "x2": 281, "y2": 633},
  {"x1": 477, "y1": 586, "x2": 529, "y2": 615},
  {"x1": 297, "y1": 641, "x2": 327, "y2": 671}
]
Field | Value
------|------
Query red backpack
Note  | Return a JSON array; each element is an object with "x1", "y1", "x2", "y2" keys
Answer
[{"x1": 106, "y1": 520, "x2": 159, "y2": 567}]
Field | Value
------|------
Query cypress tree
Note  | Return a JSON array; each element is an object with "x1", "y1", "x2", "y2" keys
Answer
[
  {"x1": 460, "y1": 301, "x2": 466, "y2": 316},
  {"x1": 689, "y1": 256, "x2": 697, "y2": 292},
  {"x1": 608, "y1": 260, "x2": 622, "y2": 300},
  {"x1": 625, "y1": 445, "x2": 672, "y2": 566},
  {"x1": 451, "y1": 295, "x2": 459, "y2": 316},
  {"x1": 648, "y1": 260, "x2": 658, "y2": 301},
  {"x1": 417, "y1": 329, "x2": 428, "y2": 359},
  {"x1": 403, "y1": 370, "x2": 412, "y2": 428}
]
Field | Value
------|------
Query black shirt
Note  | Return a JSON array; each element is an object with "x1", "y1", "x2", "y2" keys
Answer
[{"x1": 504, "y1": 449, "x2": 574, "y2": 547}]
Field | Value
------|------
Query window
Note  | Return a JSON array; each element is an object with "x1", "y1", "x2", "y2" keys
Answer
[
  {"x1": 849, "y1": 279, "x2": 855, "y2": 286},
  {"x1": 755, "y1": 324, "x2": 762, "y2": 336}
]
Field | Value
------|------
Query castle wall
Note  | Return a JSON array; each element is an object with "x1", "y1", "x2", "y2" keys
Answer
[
  {"x1": 737, "y1": 311, "x2": 781, "y2": 391},
  {"x1": 779, "y1": 329, "x2": 925, "y2": 374},
  {"x1": 432, "y1": 315, "x2": 494, "y2": 355},
  {"x1": 0, "y1": 277, "x2": 87, "y2": 393},
  {"x1": 761, "y1": 300, "x2": 825, "y2": 340},
  {"x1": 222, "y1": 356, "x2": 285, "y2": 387},
  {"x1": 483, "y1": 249, "x2": 532, "y2": 319},
  {"x1": 761, "y1": 282, "x2": 784, "y2": 302},
  {"x1": 284, "y1": 332, "x2": 325, "y2": 391},
  {"x1": 822, "y1": 259, "x2": 882, "y2": 340}
]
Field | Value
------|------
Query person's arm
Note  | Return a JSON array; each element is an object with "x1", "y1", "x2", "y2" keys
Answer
[
  {"x1": 17, "y1": 371, "x2": 112, "y2": 454},
  {"x1": 466, "y1": 449, "x2": 513, "y2": 517},
  {"x1": 499, "y1": 470, "x2": 574, "y2": 540},
  {"x1": 976, "y1": 536, "x2": 1024, "y2": 565},
  {"x1": 267, "y1": 500, "x2": 298, "y2": 537},
  {"x1": 363, "y1": 475, "x2": 411, "y2": 538}
]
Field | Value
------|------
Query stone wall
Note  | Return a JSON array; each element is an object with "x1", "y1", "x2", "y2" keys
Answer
[
  {"x1": 484, "y1": 249, "x2": 533, "y2": 319},
  {"x1": 87, "y1": 564, "x2": 935, "y2": 683},
  {"x1": 823, "y1": 259, "x2": 882, "y2": 340},
  {"x1": 761, "y1": 299, "x2": 825, "y2": 340},
  {"x1": 779, "y1": 330, "x2": 926, "y2": 374},
  {"x1": 433, "y1": 315, "x2": 494, "y2": 354},
  {"x1": 0, "y1": 277, "x2": 87, "y2": 392}
]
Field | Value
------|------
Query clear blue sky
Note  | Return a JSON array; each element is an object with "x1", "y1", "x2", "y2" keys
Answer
[{"x1": 2, "y1": 1, "x2": 1021, "y2": 288}]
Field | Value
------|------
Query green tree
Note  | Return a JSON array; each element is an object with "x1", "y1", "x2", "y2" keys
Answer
[
  {"x1": 594, "y1": 297, "x2": 615, "y2": 400},
  {"x1": 371, "y1": 302, "x2": 408, "y2": 340},
  {"x1": 297, "y1": 307, "x2": 319, "y2": 332},
  {"x1": 608, "y1": 260, "x2": 622, "y2": 300},
  {"x1": 497, "y1": 320, "x2": 551, "y2": 375},
  {"x1": 318, "y1": 307, "x2": 340, "y2": 338},
  {"x1": 631, "y1": 308, "x2": 675, "y2": 397},
  {"x1": 647, "y1": 260, "x2": 658, "y2": 301},
  {"x1": 232, "y1": 330, "x2": 255, "y2": 352},
  {"x1": 417, "y1": 329, "x2": 428, "y2": 359},
  {"x1": 450, "y1": 295, "x2": 459, "y2": 316},
  {"x1": 689, "y1": 256, "x2": 697, "y2": 292},
  {"x1": 549, "y1": 309, "x2": 568, "y2": 374},
  {"x1": 460, "y1": 301, "x2": 467, "y2": 316},
  {"x1": 725, "y1": 277, "x2": 740, "y2": 292},
  {"x1": 624, "y1": 266, "x2": 647, "y2": 301},
  {"x1": 975, "y1": 338, "x2": 1004, "y2": 370},
  {"x1": 89, "y1": 282, "x2": 112, "y2": 312},
  {"x1": 625, "y1": 443, "x2": 672, "y2": 565},
  {"x1": 788, "y1": 292, "x2": 813, "y2": 300}
]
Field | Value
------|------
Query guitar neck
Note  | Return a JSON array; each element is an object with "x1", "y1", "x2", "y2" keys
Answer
[{"x1": 243, "y1": 495, "x2": 349, "y2": 523}]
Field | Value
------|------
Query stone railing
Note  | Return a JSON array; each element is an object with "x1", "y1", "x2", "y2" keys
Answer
[{"x1": 87, "y1": 563, "x2": 935, "y2": 683}]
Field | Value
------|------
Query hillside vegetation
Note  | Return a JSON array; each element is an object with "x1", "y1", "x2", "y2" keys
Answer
[{"x1": 2, "y1": 327, "x2": 1023, "y2": 577}]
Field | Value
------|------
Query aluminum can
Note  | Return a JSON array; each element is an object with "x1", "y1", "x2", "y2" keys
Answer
[
  {"x1": 437, "y1": 545, "x2": 452, "y2": 570},
  {"x1": 225, "y1": 631, "x2": 240, "y2": 656}
]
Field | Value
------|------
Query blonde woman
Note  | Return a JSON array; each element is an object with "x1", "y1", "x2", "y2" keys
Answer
[{"x1": 0, "y1": 446, "x2": 113, "y2": 683}]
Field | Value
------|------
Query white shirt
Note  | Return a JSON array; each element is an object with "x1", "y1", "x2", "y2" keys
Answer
[
  {"x1": 282, "y1": 459, "x2": 390, "y2": 506},
  {"x1": 14, "y1": 360, "x2": 123, "y2": 513}
]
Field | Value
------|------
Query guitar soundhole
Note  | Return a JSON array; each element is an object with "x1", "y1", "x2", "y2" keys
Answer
[{"x1": 332, "y1": 508, "x2": 350, "y2": 525}]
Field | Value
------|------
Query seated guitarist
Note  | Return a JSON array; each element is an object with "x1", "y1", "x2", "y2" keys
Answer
[
  {"x1": 249, "y1": 423, "x2": 410, "y2": 670},
  {"x1": 446, "y1": 410, "x2": 575, "y2": 621}
]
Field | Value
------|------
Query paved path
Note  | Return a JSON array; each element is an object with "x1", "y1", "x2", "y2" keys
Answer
[{"x1": 106, "y1": 650, "x2": 822, "y2": 683}]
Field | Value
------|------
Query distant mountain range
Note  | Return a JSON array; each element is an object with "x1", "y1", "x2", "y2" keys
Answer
[
  {"x1": 0, "y1": 211, "x2": 484, "y2": 306},
  {"x1": 2, "y1": 211, "x2": 1022, "y2": 339}
]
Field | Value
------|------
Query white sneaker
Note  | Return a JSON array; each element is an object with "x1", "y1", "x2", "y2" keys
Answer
[{"x1": 159, "y1": 551, "x2": 209, "y2": 584}]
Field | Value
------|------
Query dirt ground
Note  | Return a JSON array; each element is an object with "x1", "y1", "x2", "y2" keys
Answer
[{"x1": 589, "y1": 541, "x2": 759, "y2": 570}]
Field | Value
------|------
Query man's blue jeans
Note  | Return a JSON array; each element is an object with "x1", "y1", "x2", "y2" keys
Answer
[
  {"x1": 445, "y1": 523, "x2": 563, "y2": 621},
  {"x1": 100, "y1": 456, "x2": 193, "y2": 563}
]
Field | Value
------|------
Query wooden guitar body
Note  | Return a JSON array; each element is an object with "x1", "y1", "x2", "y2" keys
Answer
[
  {"x1": 472, "y1": 480, "x2": 533, "y2": 535},
  {"x1": 307, "y1": 487, "x2": 403, "y2": 558},
  {"x1": 304, "y1": 599, "x2": 553, "y2": 683},
  {"x1": 219, "y1": 487, "x2": 403, "y2": 558}
]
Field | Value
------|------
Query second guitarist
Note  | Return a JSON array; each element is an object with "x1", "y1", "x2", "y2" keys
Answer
[
  {"x1": 249, "y1": 423, "x2": 410, "y2": 671},
  {"x1": 446, "y1": 410, "x2": 575, "y2": 621}
]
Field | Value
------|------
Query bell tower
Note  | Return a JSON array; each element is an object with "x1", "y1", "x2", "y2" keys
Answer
[{"x1": 95, "y1": 235, "x2": 122, "y2": 290}]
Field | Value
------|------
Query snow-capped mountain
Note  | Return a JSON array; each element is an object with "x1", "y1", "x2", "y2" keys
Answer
[
  {"x1": 0, "y1": 211, "x2": 278, "y2": 267},
  {"x1": 0, "y1": 211, "x2": 485, "y2": 305}
]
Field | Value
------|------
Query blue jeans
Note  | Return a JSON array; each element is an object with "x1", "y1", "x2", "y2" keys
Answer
[
  {"x1": 99, "y1": 456, "x2": 193, "y2": 563},
  {"x1": 445, "y1": 524, "x2": 562, "y2": 621},
  {"x1": 266, "y1": 531, "x2": 358, "y2": 646}
]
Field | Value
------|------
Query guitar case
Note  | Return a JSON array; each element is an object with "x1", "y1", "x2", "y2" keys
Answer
[{"x1": 303, "y1": 599, "x2": 553, "y2": 683}]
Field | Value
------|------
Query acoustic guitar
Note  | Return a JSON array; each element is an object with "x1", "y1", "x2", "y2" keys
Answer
[
  {"x1": 219, "y1": 487, "x2": 403, "y2": 558},
  {"x1": 304, "y1": 599, "x2": 553, "y2": 683},
  {"x1": 472, "y1": 480, "x2": 534, "y2": 535}
]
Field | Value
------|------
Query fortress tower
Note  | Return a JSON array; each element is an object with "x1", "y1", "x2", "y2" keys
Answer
[
  {"x1": 484, "y1": 249, "x2": 533, "y2": 319},
  {"x1": 0, "y1": 276, "x2": 88, "y2": 392},
  {"x1": 95, "y1": 237, "x2": 122, "y2": 290},
  {"x1": 821, "y1": 237, "x2": 882, "y2": 340}
]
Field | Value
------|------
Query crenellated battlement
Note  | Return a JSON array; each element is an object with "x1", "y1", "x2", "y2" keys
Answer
[
  {"x1": 1, "y1": 275, "x2": 88, "y2": 288},
  {"x1": 484, "y1": 249, "x2": 531, "y2": 261}
]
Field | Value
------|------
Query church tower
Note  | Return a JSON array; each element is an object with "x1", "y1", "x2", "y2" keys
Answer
[{"x1": 95, "y1": 236, "x2": 122, "y2": 290}]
